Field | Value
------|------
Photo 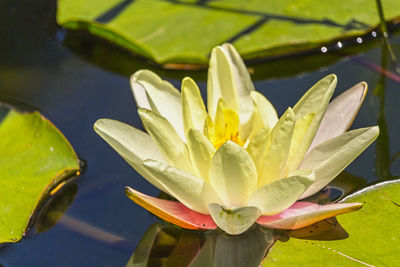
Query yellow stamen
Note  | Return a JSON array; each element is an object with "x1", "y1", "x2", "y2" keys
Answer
[{"x1": 204, "y1": 107, "x2": 244, "y2": 149}]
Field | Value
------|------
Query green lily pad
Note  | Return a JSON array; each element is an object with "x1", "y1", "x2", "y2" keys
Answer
[
  {"x1": 57, "y1": 0, "x2": 400, "y2": 65},
  {"x1": 0, "y1": 108, "x2": 80, "y2": 244},
  {"x1": 263, "y1": 179, "x2": 400, "y2": 266}
]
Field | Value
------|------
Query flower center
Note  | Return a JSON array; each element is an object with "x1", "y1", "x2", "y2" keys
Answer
[{"x1": 205, "y1": 108, "x2": 244, "y2": 149}]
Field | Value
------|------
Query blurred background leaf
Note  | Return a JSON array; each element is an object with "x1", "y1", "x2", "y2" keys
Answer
[{"x1": 57, "y1": 0, "x2": 400, "y2": 66}]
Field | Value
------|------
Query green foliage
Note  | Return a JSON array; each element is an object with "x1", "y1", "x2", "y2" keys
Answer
[
  {"x1": 0, "y1": 109, "x2": 80, "y2": 243},
  {"x1": 57, "y1": 0, "x2": 400, "y2": 64},
  {"x1": 263, "y1": 180, "x2": 400, "y2": 266}
]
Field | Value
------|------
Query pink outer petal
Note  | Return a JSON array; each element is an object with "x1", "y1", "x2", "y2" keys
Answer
[
  {"x1": 256, "y1": 201, "x2": 362, "y2": 230},
  {"x1": 308, "y1": 82, "x2": 367, "y2": 152},
  {"x1": 125, "y1": 186, "x2": 217, "y2": 230}
]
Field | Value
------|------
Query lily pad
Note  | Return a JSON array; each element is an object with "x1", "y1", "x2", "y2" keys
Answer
[
  {"x1": 0, "y1": 107, "x2": 80, "y2": 244},
  {"x1": 57, "y1": 0, "x2": 400, "y2": 65},
  {"x1": 263, "y1": 179, "x2": 400, "y2": 266}
]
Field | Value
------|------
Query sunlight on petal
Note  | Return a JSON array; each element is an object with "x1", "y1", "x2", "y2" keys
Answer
[
  {"x1": 126, "y1": 187, "x2": 217, "y2": 230},
  {"x1": 138, "y1": 109, "x2": 195, "y2": 175},
  {"x1": 289, "y1": 74, "x2": 337, "y2": 170},
  {"x1": 259, "y1": 108, "x2": 296, "y2": 186},
  {"x1": 209, "y1": 141, "x2": 257, "y2": 207},
  {"x1": 181, "y1": 77, "x2": 208, "y2": 136},
  {"x1": 309, "y1": 81, "x2": 368, "y2": 151},
  {"x1": 257, "y1": 201, "x2": 362, "y2": 229},
  {"x1": 187, "y1": 129, "x2": 216, "y2": 182},
  {"x1": 94, "y1": 119, "x2": 168, "y2": 192},
  {"x1": 300, "y1": 126, "x2": 379, "y2": 199},
  {"x1": 143, "y1": 159, "x2": 222, "y2": 214},
  {"x1": 249, "y1": 171, "x2": 315, "y2": 215},
  {"x1": 209, "y1": 203, "x2": 260, "y2": 235},
  {"x1": 132, "y1": 69, "x2": 185, "y2": 140},
  {"x1": 251, "y1": 91, "x2": 278, "y2": 130}
]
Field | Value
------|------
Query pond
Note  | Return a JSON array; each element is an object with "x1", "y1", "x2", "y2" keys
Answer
[{"x1": 1, "y1": 0, "x2": 399, "y2": 266}]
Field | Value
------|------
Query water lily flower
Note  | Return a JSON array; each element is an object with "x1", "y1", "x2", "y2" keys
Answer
[{"x1": 94, "y1": 44, "x2": 379, "y2": 235}]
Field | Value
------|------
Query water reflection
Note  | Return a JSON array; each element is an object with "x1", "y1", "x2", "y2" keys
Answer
[
  {"x1": 59, "y1": 28, "x2": 399, "y2": 81},
  {"x1": 374, "y1": 36, "x2": 400, "y2": 179},
  {"x1": 35, "y1": 181, "x2": 78, "y2": 233},
  {"x1": 127, "y1": 218, "x2": 349, "y2": 267},
  {"x1": 126, "y1": 224, "x2": 278, "y2": 267}
]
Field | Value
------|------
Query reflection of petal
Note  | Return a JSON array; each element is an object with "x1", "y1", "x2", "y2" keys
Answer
[
  {"x1": 309, "y1": 82, "x2": 368, "y2": 151},
  {"x1": 289, "y1": 217, "x2": 349, "y2": 241},
  {"x1": 256, "y1": 201, "x2": 361, "y2": 229},
  {"x1": 126, "y1": 224, "x2": 163, "y2": 267},
  {"x1": 213, "y1": 225, "x2": 276, "y2": 267},
  {"x1": 125, "y1": 187, "x2": 217, "y2": 230}
]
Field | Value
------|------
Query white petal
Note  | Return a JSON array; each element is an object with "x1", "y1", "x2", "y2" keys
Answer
[
  {"x1": 130, "y1": 79, "x2": 151, "y2": 110},
  {"x1": 186, "y1": 129, "x2": 216, "y2": 182},
  {"x1": 250, "y1": 91, "x2": 278, "y2": 130},
  {"x1": 259, "y1": 108, "x2": 296, "y2": 186},
  {"x1": 248, "y1": 171, "x2": 315, "y2": 215},
  {"x1": 256, "y1": 201, "x2": 362, "y2": 229},
  {"x1": 208, "y1": 203, "x2": 261, "y2": 235},
  {"x1": 138, "y1": 109, "x2": 195, "y2": 175},
  {"x1": 284, "y1": 113, "x2": 315, "y2": 175},
  {"x1": 309, "y1": 81, "x2": 368, "y2": 151},
  {"x1": 94, "y1": 119, "x2": 168, "y2": 192},
  {"x1": 300, "y1": 126, "x2": 379, "y2": 198},
  {"x1": 221, "y1": 44, "x2": 255, "y2": 128},
  {"x1": 209, "y1": 141, "x2": 257, "y2": 207},
  {"x1": 239, "y1": 105, "x2": 264, "y2": 143},
  {"x1": 181, "y1": 77, "x2": 208, "y2": 136},
  {"x1": 132, "y1": 70, "x2": 185, "y2": 140},
  {"x1": 207, "y1": 44, "x2": 254, "y2": 122},
  {"x1": 143, "y1": 160, "x2": 222, "y2": 214},
  {"x1": 287, "y1": 74, "x2": 338, "y2": 171},
  {"x1": 293, "y1": 74, "x2": 337, "y2": 119},
  {"x1": 246, "y1": 127, "x2": 270, "y2": 177}
]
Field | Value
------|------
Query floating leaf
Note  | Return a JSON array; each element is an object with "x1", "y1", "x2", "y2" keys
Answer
[
  {"x1": 263, "y1": 180, "x2": 400, "y2": 266},
  {"x1": 57, "y1": 0, "x2": 400, "y2": 65},
  {"x1": 0, "y1": 107, "x2": 80, "y2": 244}
]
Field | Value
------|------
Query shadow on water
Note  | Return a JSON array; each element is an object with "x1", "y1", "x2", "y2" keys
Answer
[{"x1": 60, "y1": 25, "x2": 400, "y2": 81}]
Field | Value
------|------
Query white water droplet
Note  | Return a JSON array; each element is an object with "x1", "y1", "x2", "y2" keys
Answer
[
  {"x1": 321, "y1": 46, "x2": 327, "y2": 53},
  {"x1": 372, "y1": 31, "x2": 377, "y2": 37},
  {"x1": 337, "y1": 41, "x2": 343, "y2": 48},
  {"x1": 357, "y1": 37, "x2": 363, "y2": 44}
]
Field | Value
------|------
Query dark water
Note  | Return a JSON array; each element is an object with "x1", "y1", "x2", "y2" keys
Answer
[{"x1": 1, "y1": 0, "x2": 399, "y2": 266}]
